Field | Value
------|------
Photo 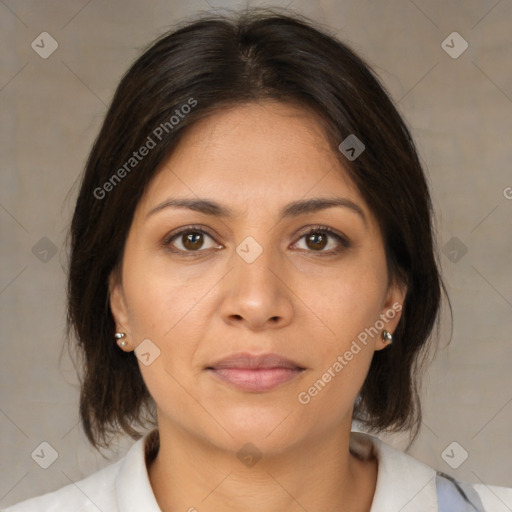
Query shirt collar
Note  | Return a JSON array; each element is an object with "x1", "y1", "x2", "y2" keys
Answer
[
  {"x1": 350, "y1": 431, "x2": 438, "y2": 512},
  {"x1": 116, "y1": 429, "x2": 162, "y2": 511},
  {"x1": 115, "y1": 429, "x2": 439, "y2": 512}
]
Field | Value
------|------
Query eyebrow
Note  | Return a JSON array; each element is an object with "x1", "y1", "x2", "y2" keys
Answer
[{"x1": 146, "y1": 196, "x2": 367, "y2": 226}]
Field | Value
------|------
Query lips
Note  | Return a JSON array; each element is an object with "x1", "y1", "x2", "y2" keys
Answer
[
  {"x1": 207, "y1": 352, "x2": 305, "y2": 371},
  {"x1": 206, "y1": 352, "x2": 306, "y2": 392}
]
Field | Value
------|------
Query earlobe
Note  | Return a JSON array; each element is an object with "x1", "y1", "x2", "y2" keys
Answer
[{"x1": 377, "y1": 280, "x2": 407, "y2": 350}]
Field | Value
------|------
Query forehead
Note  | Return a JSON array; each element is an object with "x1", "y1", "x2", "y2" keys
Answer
[{"x1": 138, "y1": 101, "x2": 367, "y2": 219}]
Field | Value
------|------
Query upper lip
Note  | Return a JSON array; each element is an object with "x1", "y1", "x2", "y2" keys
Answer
[{"x1": 207, "y1": 352, "x2": 305, "y2": 370}]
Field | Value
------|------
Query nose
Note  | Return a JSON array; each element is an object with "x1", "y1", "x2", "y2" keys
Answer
[{"x1": 218, "y1": 243, "x2": 294, "y2": 331}]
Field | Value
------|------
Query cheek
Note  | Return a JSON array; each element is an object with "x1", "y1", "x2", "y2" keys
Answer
[
  {"x1": 120, "y1": 251, "x2": 216, "y2": 401},
  {"x1": 121, "y1": 261, "x2": 204, "y2": 418},
  {"x1": 295, "y1": 269, "x2": 382, "y2": 417},
  {"x1": 121, "y1": 250, "x2": 204, "y2": 339},
  {"x1": 304, "y1": 258, "x2": 387, "y2": 345}
]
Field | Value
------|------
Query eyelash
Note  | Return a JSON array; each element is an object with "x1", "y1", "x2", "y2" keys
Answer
[{"x1": 163, "y1": 224, "x2": 351, "y2": 257}]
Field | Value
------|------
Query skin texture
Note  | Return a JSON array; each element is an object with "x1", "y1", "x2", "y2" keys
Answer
[{"x1": 110, "y1": 101, "x2": 407, "y2": 512}]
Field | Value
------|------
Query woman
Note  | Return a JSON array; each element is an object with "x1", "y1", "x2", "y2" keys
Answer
[{"x1": 6, "y1": 8, "x2": 511, "y2": 512}]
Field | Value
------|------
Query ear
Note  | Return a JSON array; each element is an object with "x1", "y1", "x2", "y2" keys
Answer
[
  {"x1": 375, "y1": 277, "x2": 407, "y2": 351},
  {"x1": 108, "y1": 268, "x2": 130, "y2": 336}
]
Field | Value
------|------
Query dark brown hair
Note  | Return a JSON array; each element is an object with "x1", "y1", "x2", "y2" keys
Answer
[{"x1": 66, "y1": 7, "x2": 448, "y2": 450}]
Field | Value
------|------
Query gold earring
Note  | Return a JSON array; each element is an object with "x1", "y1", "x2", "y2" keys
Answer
[
  {"x1": 381, "y1": 330, "x2": 393, "y2": 345},
  {"x1": 115, "y1": 332, "x2": 127, "y2": 348}
]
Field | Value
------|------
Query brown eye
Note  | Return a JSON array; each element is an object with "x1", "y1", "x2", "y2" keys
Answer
[
  {"x1": 182, "y1": 231, "x2": 205, "y2": 250},
  {"x1": 294, "y1": 226, "x2": 350, "y2": 255},
  {"x1": 305, "y1": 232, "x2": 328, "y2": 251},
  {"x1": 164, "y1": 227, "x2": 220, "y2": 254}
]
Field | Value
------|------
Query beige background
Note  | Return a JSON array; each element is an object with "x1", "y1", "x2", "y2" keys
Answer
[{"x1": 1, "y1": 0, "x2": 511, "y2": 507}]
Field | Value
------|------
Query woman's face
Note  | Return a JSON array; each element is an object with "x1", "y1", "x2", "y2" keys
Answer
[{"x1": 110, "y1": 101, "x2": 405, "y2": 454}]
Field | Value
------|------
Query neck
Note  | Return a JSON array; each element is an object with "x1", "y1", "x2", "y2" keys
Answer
[{"x1": 147, "y1": 421, "x2": 377, "y2": 512}]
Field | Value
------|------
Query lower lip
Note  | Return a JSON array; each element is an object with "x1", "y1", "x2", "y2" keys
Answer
[{"x1": 208, "y1": 367, "x2": 304, "y2": 392}]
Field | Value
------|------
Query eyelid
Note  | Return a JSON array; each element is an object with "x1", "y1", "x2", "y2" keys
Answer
[
  {"x1": 292, "y1": 225, "x2": 351, "y2": 252},
  {"x1": 163, "y1": 224, "x2": 216, "y2": 245},
  {"x1": 163, "y1": 224, "x2": 220, "y2": 254}
]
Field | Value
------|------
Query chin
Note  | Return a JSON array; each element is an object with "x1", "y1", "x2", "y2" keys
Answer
[{"x1": 203, "y1": 403, "x2": 305, "y2": 454}]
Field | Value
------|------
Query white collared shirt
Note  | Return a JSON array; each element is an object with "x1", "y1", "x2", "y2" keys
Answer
[{"x1": 4, "y1": 430, "x2": 511, "y2": 511}]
